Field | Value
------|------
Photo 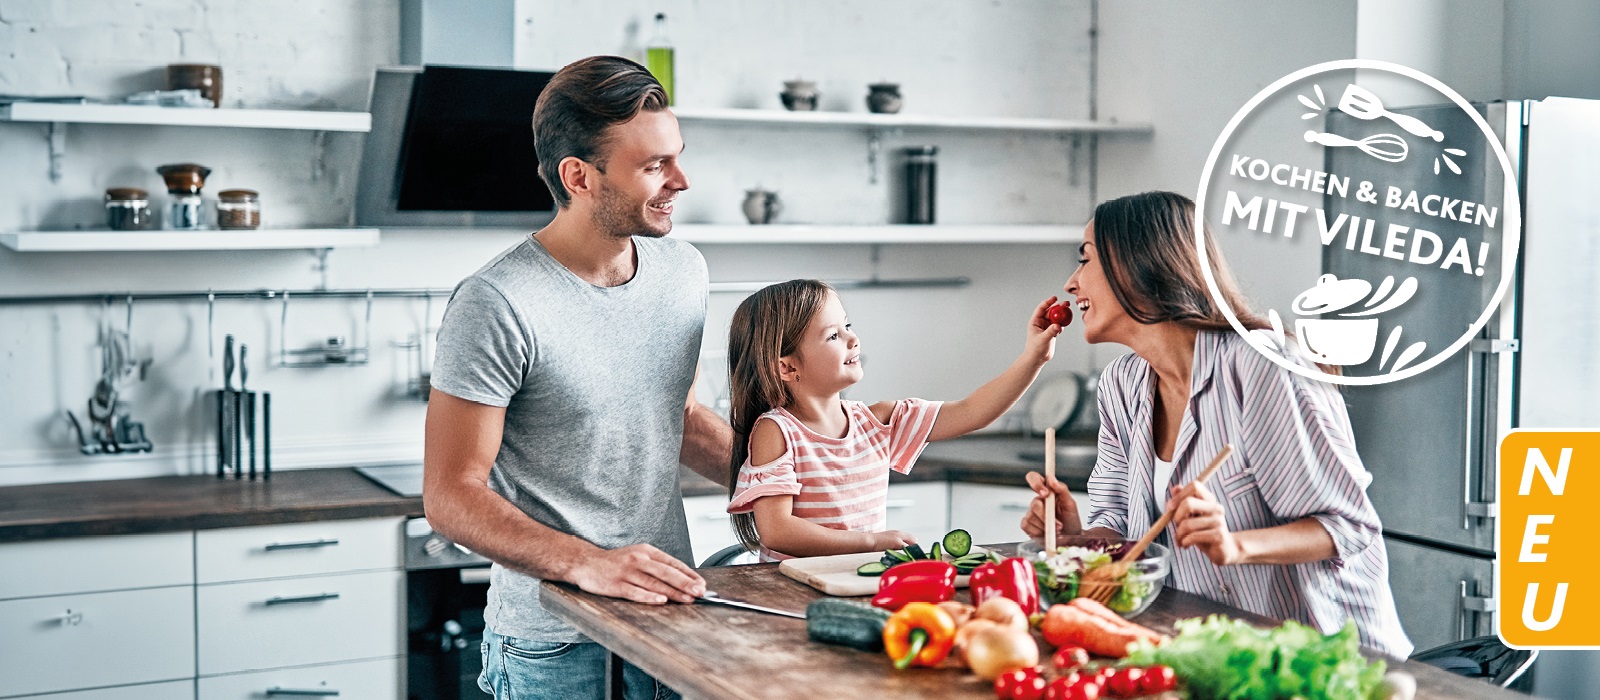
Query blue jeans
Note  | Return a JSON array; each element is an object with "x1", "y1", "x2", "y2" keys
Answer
[{"x1": 479, "y1": 628, "x2": 678, "y2": 700}]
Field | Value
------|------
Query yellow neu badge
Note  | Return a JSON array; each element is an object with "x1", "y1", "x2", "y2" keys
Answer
[{"x1": 1498, "y1": 430, "x2": 1600, "y2": 648}]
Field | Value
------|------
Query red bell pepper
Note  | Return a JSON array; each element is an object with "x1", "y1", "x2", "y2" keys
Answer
[
  {"x1": 969, "y1": 557, "x2": 1040, "y2": 616},
  {"x1": 871, "y1": 560, "x2": 957, "y2": 611}
]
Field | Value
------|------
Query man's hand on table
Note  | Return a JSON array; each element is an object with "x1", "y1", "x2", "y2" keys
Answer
[{"x1": 568, "y1": 543, "x2": 707, "y2": 605}]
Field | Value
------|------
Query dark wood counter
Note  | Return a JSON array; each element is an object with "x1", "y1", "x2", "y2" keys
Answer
[
  {"x1": 0, "y1": 468, "x2": 423, "y2": 542},
  {"x1": 542, "y1": 556, "x2": 1522, "y2": 700}
]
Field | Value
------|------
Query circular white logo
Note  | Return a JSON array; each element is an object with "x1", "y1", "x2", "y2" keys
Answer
[{"x1": 1196, "y1": 59, "x2": 1521, "y2": 386}]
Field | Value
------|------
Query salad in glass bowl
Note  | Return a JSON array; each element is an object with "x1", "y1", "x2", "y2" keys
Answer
[{"x1": 1016, "y1": 535, "x2": 1171, "y2": 617}]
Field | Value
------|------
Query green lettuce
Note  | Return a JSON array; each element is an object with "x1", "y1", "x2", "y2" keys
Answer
[{"x1": 1124, "y1": 616, "x2": 1386, "y2": 700}]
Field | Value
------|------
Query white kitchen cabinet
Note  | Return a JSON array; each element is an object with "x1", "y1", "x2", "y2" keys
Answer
[
  {"x1": 195, "y1": 517, "x2": 402, "y2": 584},
  {"x1": 196, "y1": 570, "x2": 404, "y2": 676},
  {"x1": 885, "y1": 482, "x2": 950, "y2": 547},
  {"x1": 13, "y1": 680, "x2": 194, "y2": 700},
  {"x1": 950, "y1": 483, "x2": 1090, "y2": 548},
  {"x1": 0, "y1": 586, "x2": 194, "y2": 697},
  {"x1": 683, "y1": 494, "x2": 739, "y2": 565},
  {"x1": 0, "y1": 531, "x2": 192, "y2": 600},
  {"x1": 197, "y1": 658, "x2": 401, "y2": 700}
]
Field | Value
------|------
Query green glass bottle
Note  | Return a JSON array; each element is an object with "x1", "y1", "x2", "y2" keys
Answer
[{"x1": 646, "y1": 12, "x2": 675, "y2": 105}]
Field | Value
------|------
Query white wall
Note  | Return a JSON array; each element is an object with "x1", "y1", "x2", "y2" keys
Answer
[{"x1": 0, "y1": 1, "x2": 1097, "y2": 485}]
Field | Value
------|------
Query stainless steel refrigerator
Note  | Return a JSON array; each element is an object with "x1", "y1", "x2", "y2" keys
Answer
[{"x1": 1324, "y1": 97, "x2": 1600, "y2": 697}]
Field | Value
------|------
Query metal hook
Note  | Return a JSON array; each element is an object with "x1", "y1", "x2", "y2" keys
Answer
[{"x1": 279, "y1": 290, "x2": 291, "y2": 367}]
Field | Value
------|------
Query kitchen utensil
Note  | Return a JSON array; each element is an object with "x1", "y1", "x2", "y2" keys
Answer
[
  {"x1": 262, "y1": 391, "x2": 272, "y2": 480},
  {"x1": 1337, "y1": 84, "x2": 1444, "y2": 141},
  {"x1": 1291, "y1": 274, "x2": 1374, "y2": 315},
  {"x1": 866, "y1": 82, "x2": 903, "y2": 114},
  {"x1": 1079, "y1": 444, "x2": 1233, "y2": 604},
  {"x1": 1045, "y1": 428, "x2": 1057, "y2": 556},
  {"x1": 221, "y1": 335, "x2": 235, "y2": 476},
  {"x1": 695, "y1": 592, "x2": 806, "y2": 619},
  {"x1": 777, "y1": 550, "x2": 983, "y2": 596},
  {"x1": 241, "y1": 345, "x2": 254, "y2": 479},
  {"x1": 166, "y1": 63, "x2": 222, "y2": 108},
  {"x1": 1027, "y1": 373, "x2": 1085, "y2": 435},
  {"x1": 1303, "y1": 130, "x2": 1409, "y2": 163}
]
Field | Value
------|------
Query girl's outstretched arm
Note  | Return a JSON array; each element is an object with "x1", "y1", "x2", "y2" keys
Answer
[{"x1": 925, "y1": 296, "x2": 1062, "y2": 441}]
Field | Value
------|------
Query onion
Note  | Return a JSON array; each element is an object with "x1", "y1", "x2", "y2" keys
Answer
[
  {"x1": 975, "y1": 597, "x2": 1029, "y2": 632},
  {"x1": 964, "y1": 626, "x2": 1039, "y2": 680}
]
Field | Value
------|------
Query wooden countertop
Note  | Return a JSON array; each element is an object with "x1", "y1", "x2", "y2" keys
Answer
[
  {"x1": 542, "y1": 553, "x2": 1522, "y2": 700},
  {"x1": 0, "y1": 468, "x2": 423, "y2": 542}
]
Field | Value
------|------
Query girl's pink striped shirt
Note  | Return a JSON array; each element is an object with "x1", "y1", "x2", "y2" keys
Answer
[{"x1": 727, "y1": 399, "x2": 943, "y2": 560}]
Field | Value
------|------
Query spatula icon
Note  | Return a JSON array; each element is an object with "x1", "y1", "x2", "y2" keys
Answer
[{"x1": 1338, "y1": 85, "x2": 1444, "y2": 142}]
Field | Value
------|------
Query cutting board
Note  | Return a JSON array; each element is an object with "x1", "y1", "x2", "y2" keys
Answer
[{"x1": 778, "y1": 551, "x2": 980, "y2": 597}]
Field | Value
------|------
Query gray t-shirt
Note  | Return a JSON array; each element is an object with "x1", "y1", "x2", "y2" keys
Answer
[{"x1": 431, "y1": 233, "x2": 708, "y2": 642}]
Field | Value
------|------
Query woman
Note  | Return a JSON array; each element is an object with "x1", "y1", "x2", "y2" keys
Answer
[{"x1": 1020, "y1": 191, "x2": 1412, "y2": 658}]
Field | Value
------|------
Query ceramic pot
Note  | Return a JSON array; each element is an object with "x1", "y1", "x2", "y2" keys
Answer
[
  {"x1": 742, "y1": 189, "x2": 782, "y2": 224},
  {"x1": 780, "y1": 80, "x2": 819, "y2": 111},
  {"x1": 866, "y1": 83, "x2": 902, "y2": 114}
]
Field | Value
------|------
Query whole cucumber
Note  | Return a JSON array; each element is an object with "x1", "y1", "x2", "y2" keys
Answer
[{"x1": 806, "y1": 598, "x2": 891, "y2": 651}]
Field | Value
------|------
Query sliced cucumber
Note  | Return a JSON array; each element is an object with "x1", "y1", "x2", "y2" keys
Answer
[
  {"x1": 880, "y1": 554, "x2": 899, "y2": 568},
  {"x1": 942, "y1": 529, "x2": 973, "y2": 558},
  {"x1": 887, "y1": 549, "x2": 913, "y2": 563},
  {"x1": 904, "y1": 543, "x2": 927, "y2": 560},
  {"x1": 929, "y1": 542, "x2": 943, "y2": 561},
  {"x1": 856, "y1": 561, "x2": 888, "y2": 576}
]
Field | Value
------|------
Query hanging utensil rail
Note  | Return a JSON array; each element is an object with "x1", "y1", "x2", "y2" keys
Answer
[{"x1": 0, "y1": 276, "x2": 971, "y2": 306}]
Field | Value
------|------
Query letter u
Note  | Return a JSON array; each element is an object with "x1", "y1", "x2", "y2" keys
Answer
[{"x1": 1523, "y1": 582, "x2": 1569, "y2": 632}]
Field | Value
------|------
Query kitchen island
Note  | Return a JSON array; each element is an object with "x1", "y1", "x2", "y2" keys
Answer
[{"x1": 541, "y1": 552, "x2": 1522, "y2": 700}]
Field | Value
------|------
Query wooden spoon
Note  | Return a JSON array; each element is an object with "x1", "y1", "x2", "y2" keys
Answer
[
  {"x1": 1044, "y1": 428, "x2": 1057, "y2": 556},
  {"x1": 1079, "y1": 444, "x2": 1235, "y2": 604}
]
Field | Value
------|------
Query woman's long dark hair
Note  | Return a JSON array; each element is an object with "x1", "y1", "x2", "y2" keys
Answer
[
  {"x1": 725, "y1": 279, "x2": 833, "y2": 554},
  {"x1": 1092, "y1": 191, "x2": 1269, "y2": 332}
]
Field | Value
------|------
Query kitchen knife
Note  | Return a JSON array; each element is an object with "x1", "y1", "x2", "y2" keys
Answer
[
  {"x1": 241, "y1": 345, "x2": 254, "y2": 480},
  {"x1": 262, "y1": 391, "x2": 271, "y2": 480},
  {"x1": 693, "y1": 592, "x2": 805, "y2": 619},
  {"x1": 222, "y1": 334, "x2": 235, "y2": 477}
]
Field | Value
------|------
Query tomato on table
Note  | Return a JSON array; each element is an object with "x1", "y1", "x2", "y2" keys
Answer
[
  {"x1": 1137, "y1": 665, "x2": 1178, "y2": 694},
  {"x1": 1105, "y1": 667, "x2": 1145, "y2": 698},
  {"x1": 995, "y1": 667, "x2": 1046, "y2": 700},
  {"x1": 1051, "y1": 646, "x2": 1090, "y2": 672}
]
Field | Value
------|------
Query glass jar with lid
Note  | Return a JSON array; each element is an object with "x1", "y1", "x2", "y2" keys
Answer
[
  {"x1": 105, "y1": 187, "x2": 154, "y2": 230},
  {"x1": 217, "y1": 189, "x2": 261, "y2": 230}
]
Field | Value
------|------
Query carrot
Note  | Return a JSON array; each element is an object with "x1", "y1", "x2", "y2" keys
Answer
[
  {"x1": 1040, "y1": 605, "x2": 1154, "y2": 658},
  {"x1": 1067, "y1": 598, "x2": 1163, "y2": 642}
]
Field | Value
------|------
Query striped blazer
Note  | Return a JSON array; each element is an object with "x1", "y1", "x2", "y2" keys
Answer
[{"x1": 1085, "y1": 331, "x2": 1413, "y2": 658}]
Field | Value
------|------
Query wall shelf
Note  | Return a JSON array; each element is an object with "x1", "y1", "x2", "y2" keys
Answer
[
  {"x1": 673, "y1": 108, "x2": 1150, "y2": 135},
  {"x1": 0, "y1": 102, "x2": 372, "y2": 131},
  {"x1": 673, "y1": 224, "x2": 1080, "y2": 245},
  {"x1": 0, "y1": 102, "x2": 371, "y2": 183},
  {"x1": 0, "y1": 228, "x2": 380, "y2": 252}
]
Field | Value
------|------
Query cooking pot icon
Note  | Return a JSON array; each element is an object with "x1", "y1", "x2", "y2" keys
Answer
[{"x1": 1290, "y1": 274, "x2": 1417, "y2": 366}]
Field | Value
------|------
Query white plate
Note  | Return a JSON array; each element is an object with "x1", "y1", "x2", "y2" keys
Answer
[{"x1": 1027, "y1": 372, "x2": 1083, "y2": 433}]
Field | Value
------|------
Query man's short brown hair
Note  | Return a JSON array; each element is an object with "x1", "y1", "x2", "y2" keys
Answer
[{"x1": 532, "y1": 56, "x2": 670, "y2": 208}]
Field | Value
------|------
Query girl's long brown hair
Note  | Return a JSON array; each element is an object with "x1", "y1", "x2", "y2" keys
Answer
[
  {"x1": 1092, "y1": 191, "x2": 1269, "y2": 332},
  {"x1": 725, "y1": 279, "x2": 833, "y2": 554}
]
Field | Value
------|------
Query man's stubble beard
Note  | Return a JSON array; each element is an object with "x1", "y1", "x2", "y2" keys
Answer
[{"x1": 593, "y1": 180, "x2": 670, "y2": 240}]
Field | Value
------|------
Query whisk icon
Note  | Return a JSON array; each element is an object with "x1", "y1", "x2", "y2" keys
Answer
[{"x1": 1304, "y1": 130, "x2": 1409, "y2": 163}]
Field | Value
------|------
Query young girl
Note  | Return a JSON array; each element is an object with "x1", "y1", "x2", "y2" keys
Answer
[{"x1": 724, "y1": 279, "x2": 1063, "y2": 560}]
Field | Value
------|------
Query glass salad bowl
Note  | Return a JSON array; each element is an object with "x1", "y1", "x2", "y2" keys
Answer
[{"x1": 1016, "y1": 535, "x2": 1171, "y2": 618}]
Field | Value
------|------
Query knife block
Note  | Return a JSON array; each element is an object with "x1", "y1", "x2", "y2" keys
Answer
[{"x1": 215, "y1": 388, "x2": 271, "y2": 480}]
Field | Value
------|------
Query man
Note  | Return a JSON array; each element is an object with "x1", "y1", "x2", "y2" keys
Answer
[{"x1": 424, "y1": 56, "x2": 733, "y2": 700}]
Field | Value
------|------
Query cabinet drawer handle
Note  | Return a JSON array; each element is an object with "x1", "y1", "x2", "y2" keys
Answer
[
  {"x1": 885, "y1": 499, "x2": 915, "y2": 510},
  {"x1": 264, "y1": 538, "x2": 340, "y2": 551},
  {"x1": 263, "y1": 592, "x2": 341, "y2": 606},
  {"x1": 998, "y1": 502, "x2": 1030, "y2": 512},
  {"x1": 47, "y1": 610, "x2": 84, "y2": 626},
  {"x1": 266, "y1": 688, "x2": 340, "y2": 697}
]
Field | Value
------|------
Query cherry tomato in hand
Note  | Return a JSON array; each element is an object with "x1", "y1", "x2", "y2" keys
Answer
[
  {"x1": 1051, "y1": 646, "x2": 1090, "y2": 672},
  {"x1": 1046, "y1": 303, "x2": 1073, "y2": 328},
  {"x1": 996, "y1": 668, "x2": 1046, "y2": 700},
  {"x1": 1137, "y1": 665, "x2": 1178, "y2": 694},
  {"x1": 1106, "y1": 667, "x2": 1145, "y2": 698}
]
